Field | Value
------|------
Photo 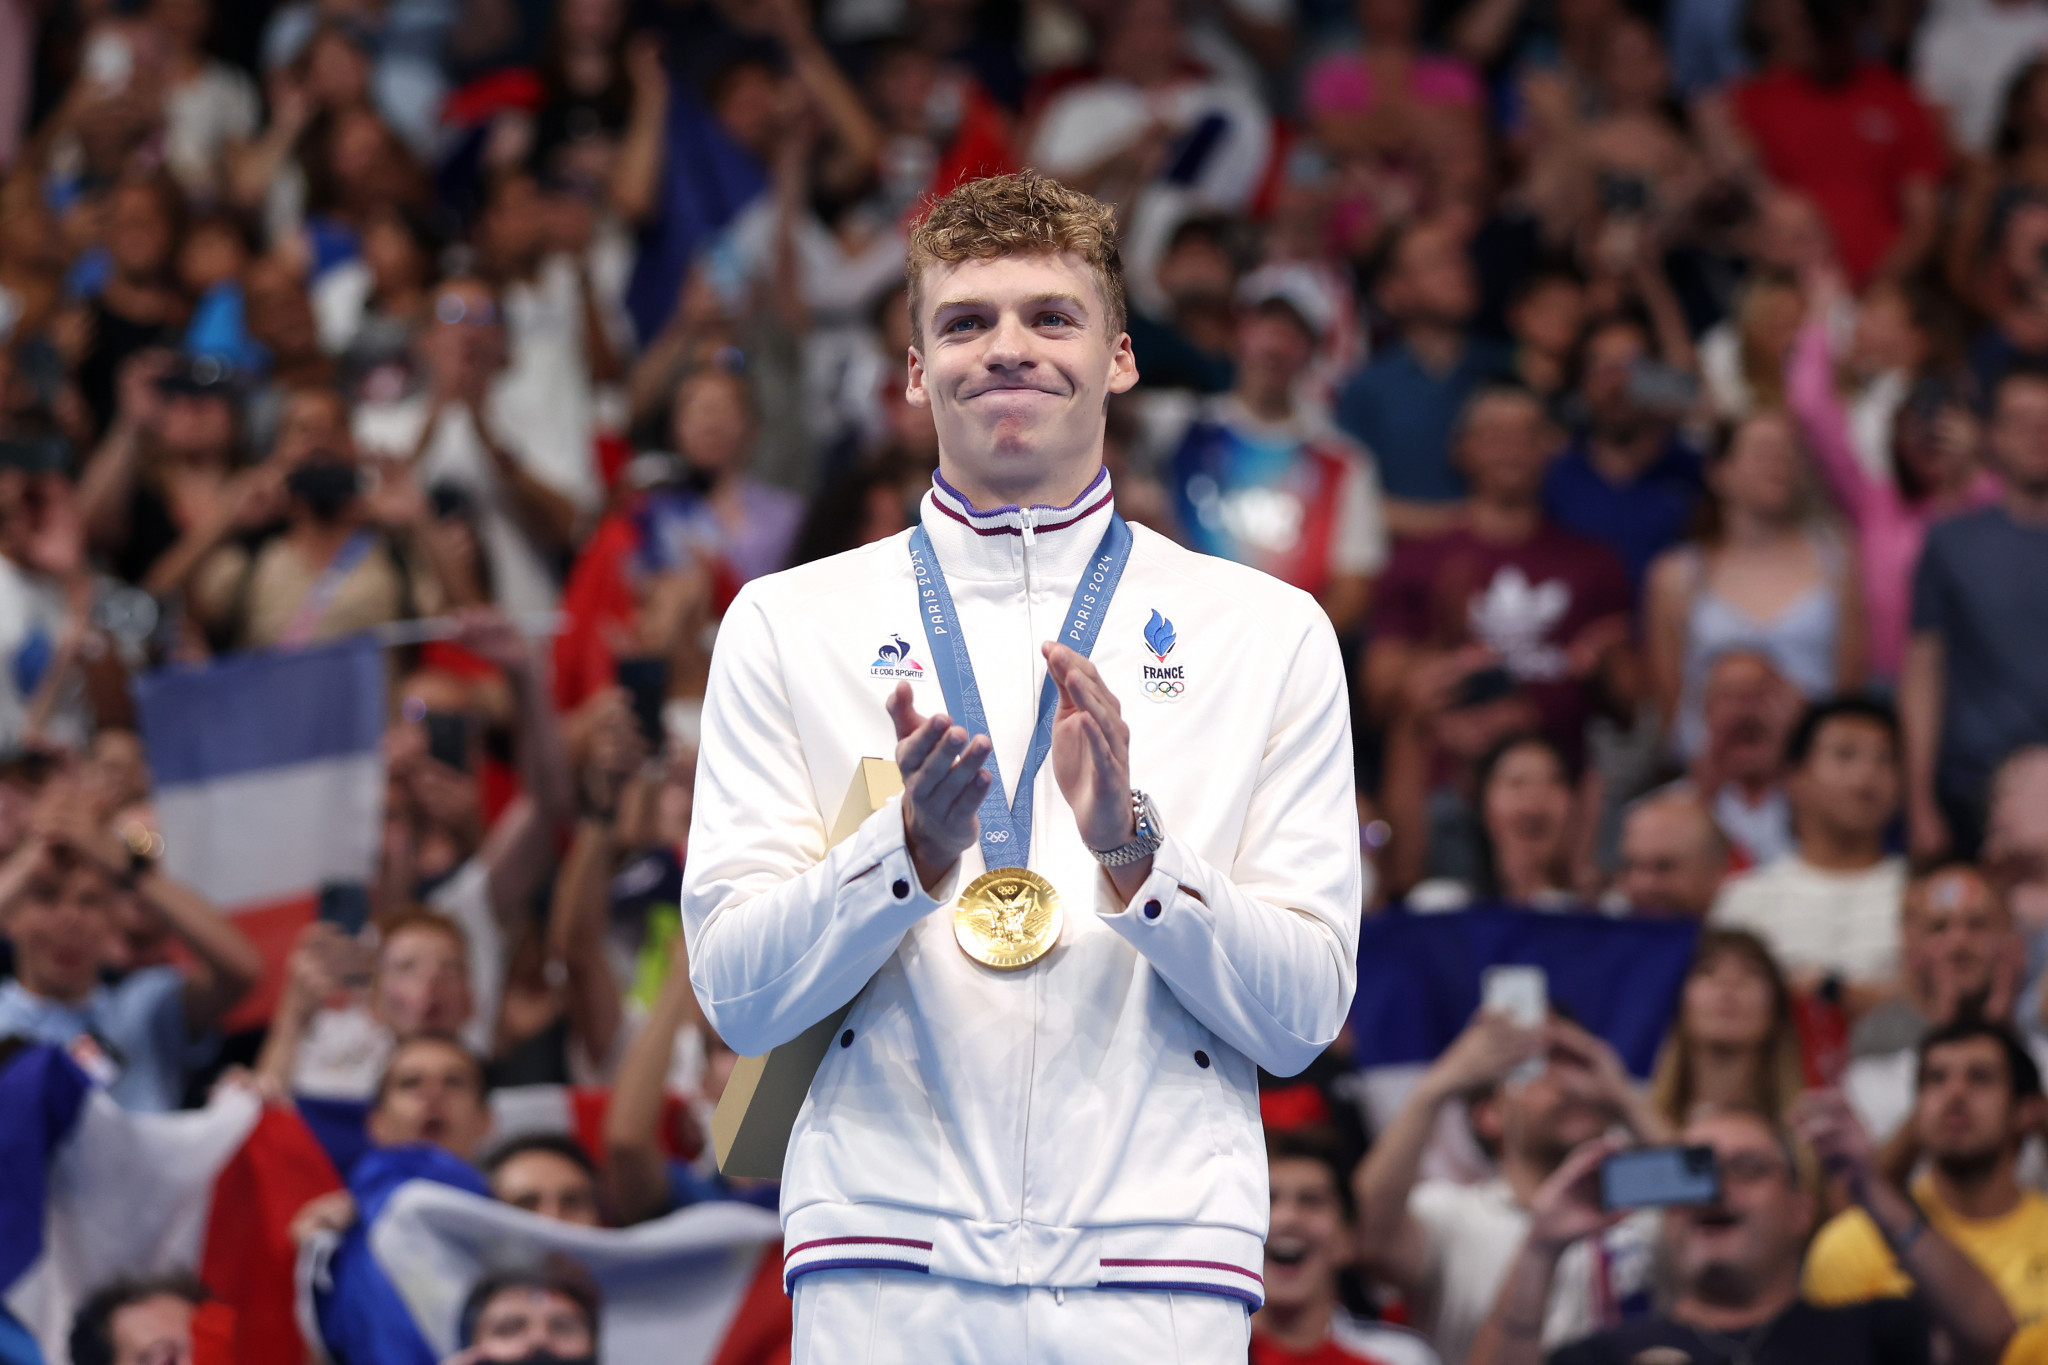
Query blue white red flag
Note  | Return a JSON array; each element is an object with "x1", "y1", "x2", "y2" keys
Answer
[
  {"x1": 134, "y1": 636, "x2": 386, "y2": 1028},
  {"x1": 307, "y1": 1158, "x2": 788, "y2": 1365},
  {"x1": 0, "y1": 1046, "x2": 342, "y2": 1365}
]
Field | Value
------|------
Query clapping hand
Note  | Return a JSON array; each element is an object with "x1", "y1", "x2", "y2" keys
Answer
[
  {"x1": 1044, "y1": 643, "x2": 1134, "y2": 856},
  {"x1": 887, "y1": 683, "x2": 992, "y2": 894}
]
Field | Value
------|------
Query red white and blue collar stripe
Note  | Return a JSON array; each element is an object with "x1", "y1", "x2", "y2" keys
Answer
[{"x1": 928, "y1": 467, "x2": 1114, "y2": 538}]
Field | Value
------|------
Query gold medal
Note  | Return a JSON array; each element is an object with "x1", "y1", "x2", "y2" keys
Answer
[{"x1": 953, "y1": 867, "x2": 1063, "y2": 970}]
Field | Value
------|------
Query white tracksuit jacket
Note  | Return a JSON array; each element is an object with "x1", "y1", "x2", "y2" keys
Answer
[{"x1": 681, "y1": 469, "x2": 1362, "y2": 1310}]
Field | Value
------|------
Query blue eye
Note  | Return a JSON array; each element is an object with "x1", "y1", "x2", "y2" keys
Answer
[
  {"x1": 1039, "y1": 313, "x2": 1074, "y2": 328},
  {"x1": 944, "y1": 316, "x2": 981, "y2": 333}
]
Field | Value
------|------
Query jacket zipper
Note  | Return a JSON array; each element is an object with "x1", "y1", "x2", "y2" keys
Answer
[{"x1": 1016, "y1": 506, "x2": 1042, "y2": 1239}]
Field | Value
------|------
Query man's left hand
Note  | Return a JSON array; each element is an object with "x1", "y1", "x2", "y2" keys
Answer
[{"x1": 1044, "y1": 643, "x2": 1136, "y2": 857}]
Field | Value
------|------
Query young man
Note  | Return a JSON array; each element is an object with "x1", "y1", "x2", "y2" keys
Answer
[
  {"x1": 1810, "y1": 1020, "x2": 2048, "y2": 1327},
  {"x1": 1365, "y1": 385, "x2": 1635, "y2": 773},
  {"x1": 1712, "y1": 697, "x2": 1908, "y2": 1002},
  {"x1": 1463, "y1": 1106, "x2": 2013, "y2": 1365},
  {"x1": 0, "y1": 790, "x2": 262, "y2": 1111},
  {"x1": 1336, "y1": 219, "x2": 1512, "y2": 533},
  {"x1": 1163, "y1": 281, "x2": 1388, "y2": 636},
  {"x1": 482, "y1": 1133, "x2": 605, "y2": 1228},
  {"x1": 1255, "y1": 1128, "x2": 1440, "y2": 1365},
  {"x1": 682, "y1": 173, "x2": 1362, "y2": 1362},
  {"x1": 67, "y1": 1272, "x2": 212, "y2": 1365},
  {"x1": 455, "y1": 1267, "x2": 600, "y2": 1365},
  {"x1": 1903, "y1": 367, "x2": 2048, "y2": 863},
  {"x1": 1352, "y1": 1012, "x2": 1671, "y2": 1365}
]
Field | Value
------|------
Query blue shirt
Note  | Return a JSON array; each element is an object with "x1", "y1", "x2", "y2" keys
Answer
[
  {"x1": 1543, "y1": 435, "x2": 1705, "y2": 593},
  {"x1": 1336, "y1": 338, "x2": 1512, "y2": 503},
  {"x1": 0, "y1": 968, "x2": 200, "y2": 1112}
]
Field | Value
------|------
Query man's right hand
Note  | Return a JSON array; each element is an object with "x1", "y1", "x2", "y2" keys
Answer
[
  {"x1": 1423, "y1": 1009, "x2": 1544, "y2": 1100},
  {"x1": 887, "y1": 682, "x2": 992, "y2": 895},
  {"x1": 1525, "y1": 1136, "x2": 1625, "y2": 1257}
]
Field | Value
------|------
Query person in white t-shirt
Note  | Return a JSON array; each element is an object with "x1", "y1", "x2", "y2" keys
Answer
[
  {"x1": 1712, "y1": 696, "x2": 1908, "y2": 1006},
  {"x1": 1353, "y1": 1011, "x2": 1671, "y2": 1365}
]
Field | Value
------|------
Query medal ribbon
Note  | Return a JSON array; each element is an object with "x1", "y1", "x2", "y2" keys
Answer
[{"x1": 906, "y1": 511, "x2": 1132, "y2": 874}]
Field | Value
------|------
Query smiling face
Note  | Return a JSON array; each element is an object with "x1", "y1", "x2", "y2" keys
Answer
[
  {"x1": 1262, "y1": 1155, "x2": 1352, "y2": 1314},
  {"x1": 906, "y1": 250, "x2": 1137, "y2": 507}
]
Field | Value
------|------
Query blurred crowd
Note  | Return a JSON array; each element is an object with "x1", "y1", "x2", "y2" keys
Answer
[{"x1": 4, "y1": 0, "x2": 2048, "y2": 1359}]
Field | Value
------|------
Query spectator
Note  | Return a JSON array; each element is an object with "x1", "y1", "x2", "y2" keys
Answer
[
  {"x1": 1731, "y1": 0, "x2": 1946, "y2": 285},
  {"x1": 1255, "y1": 1126, "x2": 1442, "y2": 1365},
  {"x1": 1684, "y1": 649, "x2": 1800, "y2": 867},
  {"x1": 1811, "y1": 1019, "x2": 2048, "y2": 1328},
  {"x1": 454, "y1": 1266, "x2": 600, "y2": 1365},
  {"x1": 1647, "y1": 928, "x2": 1805, "y2": 1127},
  {"x1": 481, "y1": 1134, "x2": 604, "y2": 1228},
  {"x1": 1504, "y1": 267, "x2": 1586, "y2": 410},
  {"x1": 1337, "y1": 221, "x2": 1512, "y2": 530},
  {"x1": 1354, "y1": 1011, "x2": 1670, "y2": 1365},
  {"x1": 73, "y1": 179, "x2": 185, "y2": 437},
  {"x1": 1645, "y1": 412, "x2": 1865, "y2": 761},
  {"x1": 1984, "y1": 747, "x2": 2048, "y2": 954},
  {"x1": 1946, "y1": 63, "x2": 2048, "y2": 308},
  {"x1": 1903, "y1": 367, "x2": 2048, "y2": 863},
  {"x1": 1713, "y1": 697, "x2": 1908, "y2": 1002},
  {"x1": 366, "y1": 1031, "x2": 495, "y2": 1161},
  {"x1": 67, "y1": 1271, "x2": 210, "y2": 1365},
  {"x1": 1612, "y1": 791, "x2": 1730, "y2": 919},
  {"x1": 1844, "y1": 866, "x2": 2034, "y2": 1147},
  {"x1": 1163, "y1": 283, "x2": 1387, "y2": 635},
  {"x1": 1541, "y1": 316, "x2": 1704, "y2": 592},
  {"x1": 1788, "y1": 277, "x2": 1997, "y2": 685},
  {"x1": 1699, "y1": 271, "x2": 1805, "y2": 422},
  {"x1": 1462, "y1": 1103, "x2": 2014, "y2": 1365},
  {"x1": 1964, "y1": 199, "x2": 2048, "y2": 398},
  {"x1": 352, "y1": 277, "x2": 595, "y2": 621},
  {"x1": 1368, "y1": 386, "x2": 1635, "y2": 774},
  {"x1": 0, "y1": 776, "x2": 260, "y2": 1110},
  {"x1": 1399, "y1": 732, "x2": 1585, "y2": 911},
  {"x1": 635, "y1": 366, "x2": 802, "y2": 591}
]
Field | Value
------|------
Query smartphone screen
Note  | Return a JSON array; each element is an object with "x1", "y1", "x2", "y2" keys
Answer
[
  {"x1": 1600, "y1": 1145, "x2": 1721, "y2": 1211},
  {"x1": 616, "y1": 656, "x2": 669, "y2": 751},
  {"x1": 423, "y1": 711, "x2": 472, "y2": 773},
  {"x1": 1481, "y1": 965, "x2": 1547, "y2": 1027}
]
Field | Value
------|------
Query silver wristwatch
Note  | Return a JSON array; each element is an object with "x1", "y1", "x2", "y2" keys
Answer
[{"x1": 1091, "y1": 789, "x2": 1164, "y2": 867}]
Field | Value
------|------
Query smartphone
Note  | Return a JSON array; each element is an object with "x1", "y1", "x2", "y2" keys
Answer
[
  {"x1": 1482, "y1": 964, "x2": 1548, "y2": 1027},
  {"x1": 423, "y1": 711, "x2": 473, "y2": 773},
  {"x1": 82, "y1": 31, "x2": 134, "y2": 93},
  {"x1": 1450, "y1": 666, "x2": 1517, "y2": 712},
  {"x1": 616, "y1": 655, "x2": 669, "y2": 751},
  {"x1": 1482, "y1": 964, "x2": 1548, "y2": 1085},
  {"x1": 316, "y1": 881, "x2": 370, "y2": 936},
  {"x1": 1626, "y1": 359, "x2": 1700, "y2": 414},
  {"x1": 1600, "y1": 1145, "x2": 1721, "y2": 1211}
]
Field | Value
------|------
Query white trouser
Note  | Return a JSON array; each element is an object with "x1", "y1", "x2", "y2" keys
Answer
[{"x1": 790, "y1": 1269, "x2": 1252, "y2": 1365}]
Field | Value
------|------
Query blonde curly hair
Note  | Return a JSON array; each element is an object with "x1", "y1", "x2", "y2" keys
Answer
[{"x1": 905, "y1": 173, "x2": 1126, "y2": 346}]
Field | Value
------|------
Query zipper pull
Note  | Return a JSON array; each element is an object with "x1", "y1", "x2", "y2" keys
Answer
[{"x1": 1021, "y1": 508, "x2": 1038, "y2": 548}]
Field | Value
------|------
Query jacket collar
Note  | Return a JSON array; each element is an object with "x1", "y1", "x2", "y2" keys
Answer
[{"x1": 919, "y1": 467, "x2": 1117, "y2": 581}]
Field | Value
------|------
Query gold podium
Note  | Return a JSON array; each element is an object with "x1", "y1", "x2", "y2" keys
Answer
[{"x1": 710, "y1": 757, "x2": 903, "y2": 1177}]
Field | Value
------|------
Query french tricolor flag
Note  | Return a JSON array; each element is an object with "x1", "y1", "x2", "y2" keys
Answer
[
  {"x1": 1, "y1": 1046, "x2": 343, "y2": 1365},
  {"x1": 135, "y1": 638, "x2": 387, "y2": 1029}
]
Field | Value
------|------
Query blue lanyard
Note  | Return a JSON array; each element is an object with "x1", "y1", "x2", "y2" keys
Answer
[{"x1": 906, "y1": 512, "x2": 1132, "y2": 872}]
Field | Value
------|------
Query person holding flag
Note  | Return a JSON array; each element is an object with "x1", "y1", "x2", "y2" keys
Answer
[{"x1": 682, "y1": 172, "x2": 1363, "y2": 1362}]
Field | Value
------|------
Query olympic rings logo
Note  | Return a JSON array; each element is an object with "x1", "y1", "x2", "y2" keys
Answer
[{"x1": 1144, "y1": 679, "x2": 1186, "y2": 698}]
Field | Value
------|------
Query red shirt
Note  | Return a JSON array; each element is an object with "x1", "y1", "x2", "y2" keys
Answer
[
  {"x1": 1375, "y1": 522, "x2": 1632, "y2": 765},
  {"x1": 1733, "y1": 63, "x2": 1947, "y2": 283},
  {"x1": 1250, "y1": 1332, "x2": 1389, "y2": 1365}
]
